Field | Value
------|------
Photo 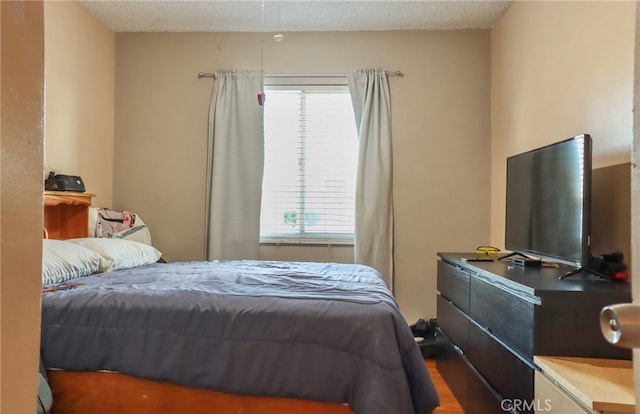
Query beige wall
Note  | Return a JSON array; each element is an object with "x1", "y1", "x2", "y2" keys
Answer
[
  {"x1": 490, "y1": 1, "x2": 636, "y2": 250},
  {"x1": 114, "y1": 30, "x2": 492, "y2": 322},
  {"x1": 1, "y1": 1, "x2": 45, "y2": 412},
  {"x1": 44, "y1": 1, "x2": 115, "y2": 207}
]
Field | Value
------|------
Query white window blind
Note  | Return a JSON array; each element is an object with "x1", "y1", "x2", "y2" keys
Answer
[{"x1": 260, "y1": 82, "x2": 358, "y2": 244}]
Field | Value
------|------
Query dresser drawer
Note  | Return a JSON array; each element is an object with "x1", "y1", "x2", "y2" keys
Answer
[
  {"x1": 467, "y1": 321, "x2": 535, "y2": 409},
  {"x1": 437, "y1": 294, "x2": 469, "y2": 352},
  {"x1": 437, "y1": 329, "x2": 505, "y2": 414},
  {"x1": 436, "y1": 330, "x2": 469, "y2": 407},
  {"x1": 469, "y1": 276, "x2": 537, "y2": 358},
  {"x1": 437, "y1": 260, "x2": 470, "y2": 313}
]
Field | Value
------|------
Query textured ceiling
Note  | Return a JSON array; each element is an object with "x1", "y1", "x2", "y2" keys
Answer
[{"x1": 78, "y1": 0, "x2": 512, "y2": 32}]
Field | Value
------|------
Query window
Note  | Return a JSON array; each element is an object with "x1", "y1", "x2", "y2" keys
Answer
[{"x1": 260, "y1": 80, "x2": 358, "y2": 244}]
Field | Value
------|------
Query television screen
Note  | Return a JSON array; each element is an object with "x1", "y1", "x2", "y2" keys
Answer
[{"x1": 505, "y1": 134, "x2": 592, "y2": 268}]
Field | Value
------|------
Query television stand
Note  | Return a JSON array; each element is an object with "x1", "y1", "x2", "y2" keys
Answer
[
  {"x1": 559, "y1": 266, "x2": 608, "y2": 280},
  {"x1": 498, "y1": 251, "x2": 536, "y2": 262},
  {"x1": 436, "y1": 252, "x2": 631, "y2": 412}
]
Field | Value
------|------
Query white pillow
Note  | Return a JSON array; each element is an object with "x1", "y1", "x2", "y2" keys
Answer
[
  {"x1": 42, "y1": 239, "x2": 106, "y2": 286},
  {"x1": 68, "y1": 238, "x2": 162, "y2": 272}
]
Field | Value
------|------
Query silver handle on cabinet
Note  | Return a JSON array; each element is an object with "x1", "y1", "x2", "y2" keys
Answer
[{"x1": 600, "y1": 303, "x2": 640, "y2": 349}]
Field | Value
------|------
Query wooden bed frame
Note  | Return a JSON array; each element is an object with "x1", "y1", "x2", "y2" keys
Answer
[
  {"x1": 47, "y1": 370, "x2": 353, "y2": 414},
  {"x1": 43, "y1": 192, "x2": 355, "y2": 414}
]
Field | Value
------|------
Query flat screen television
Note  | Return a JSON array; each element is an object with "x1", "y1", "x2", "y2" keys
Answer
[{"x1": 505, "y1": 134, "x2": 592, "y2": 268}]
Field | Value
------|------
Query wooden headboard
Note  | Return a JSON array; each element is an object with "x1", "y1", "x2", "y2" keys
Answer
[{"x1": 44, "y1": 191, "x2": 95, "y2": 240}]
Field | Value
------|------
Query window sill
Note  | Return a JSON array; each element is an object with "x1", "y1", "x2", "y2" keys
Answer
[{"x1": 260, "y1": 236, "x2": 354, "y2": 246}]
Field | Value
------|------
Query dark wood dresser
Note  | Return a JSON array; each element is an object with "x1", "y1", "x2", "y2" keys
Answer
[{"x1": 436, "y1": 253, "x2": 631, "y2": 413}]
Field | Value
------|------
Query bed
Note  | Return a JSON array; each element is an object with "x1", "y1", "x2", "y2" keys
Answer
[{"x1": 40, "y1": 194, "x2": 439, "y2": 414}]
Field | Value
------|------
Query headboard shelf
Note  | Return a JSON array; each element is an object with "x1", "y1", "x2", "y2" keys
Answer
[{"x1": 44, "y1": 191, "x2": 95, "y2": 239}]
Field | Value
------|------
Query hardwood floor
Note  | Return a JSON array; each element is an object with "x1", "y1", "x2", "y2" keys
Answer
[{"x1": 425, "y1": 358, "x2": 464, "y2": 413}]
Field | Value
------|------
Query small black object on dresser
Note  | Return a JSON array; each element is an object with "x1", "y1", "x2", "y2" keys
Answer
[{"x1": 436, "y1": 253, "x2": 631, "y2": 414}]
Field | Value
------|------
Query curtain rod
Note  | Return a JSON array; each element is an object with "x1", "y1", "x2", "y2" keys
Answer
[{"x1": 197, "y1": 71, "x2": 404, "y2": 79}]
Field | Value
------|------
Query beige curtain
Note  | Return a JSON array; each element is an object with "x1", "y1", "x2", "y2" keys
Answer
[
  {"x1": 205, "y1": 70, "x2": 264, "y2": 260},
  {"x1": 347, "y1": 69, "x2": 394, "y2": 290}
]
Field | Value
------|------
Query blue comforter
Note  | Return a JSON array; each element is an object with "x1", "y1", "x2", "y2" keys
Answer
[{"x1": 41, "y1": 260, "x2": 439, "y2": 414}]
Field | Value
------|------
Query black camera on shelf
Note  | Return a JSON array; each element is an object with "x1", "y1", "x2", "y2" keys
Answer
[{"x1": 590, "y1": 252, "x2": 628, "y2": 281}]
